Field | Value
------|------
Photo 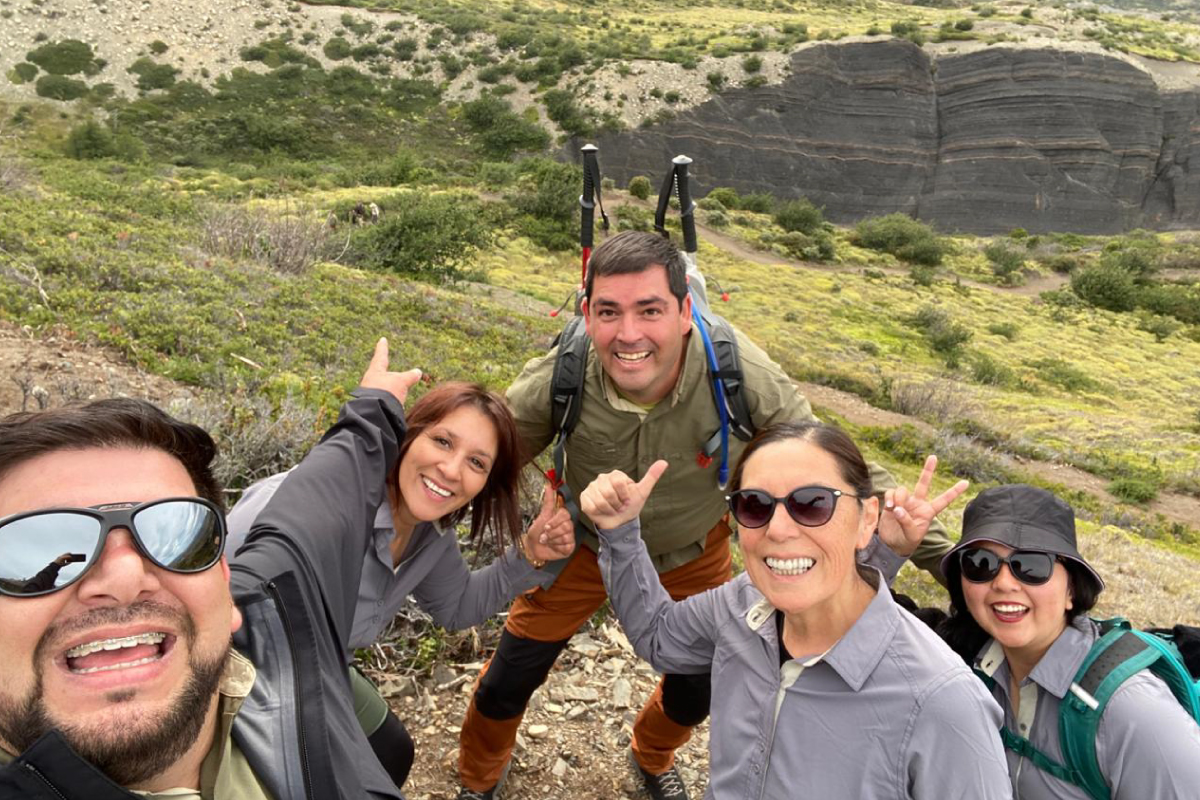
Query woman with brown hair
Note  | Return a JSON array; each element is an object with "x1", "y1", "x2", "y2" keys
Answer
[{"x1": 227, "y1": 339, "x2": 575, "y2": 791}]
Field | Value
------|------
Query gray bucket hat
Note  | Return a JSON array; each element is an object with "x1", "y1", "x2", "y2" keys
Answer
[{"x1": 940, "y1": 484, "x2": 1104, "y2": 594}]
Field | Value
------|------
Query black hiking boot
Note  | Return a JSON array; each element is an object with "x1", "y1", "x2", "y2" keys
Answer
[
  {"x1": 628, "y1": 749, "x2": 690, "y2": 800},
  {"x1": 456, "y1": 760, "x2": 510, "y2": 800}
]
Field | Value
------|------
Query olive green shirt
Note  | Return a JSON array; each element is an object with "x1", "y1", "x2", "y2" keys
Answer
[
  {"x1": 0, "y1": 650, "x2": 273, "y2": 800},
  {"x1": 507, "y1": 323, "x2": 954, "y2": 574}
]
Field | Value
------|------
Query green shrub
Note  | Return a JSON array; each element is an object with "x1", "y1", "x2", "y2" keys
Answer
[
  {"x1": 1136, "y1": 311, "x2": 1181, "y2": 342},
  {"x1": 739, "y1": 192, "x2": 775, "y2": 214},
  {"x1": 909, "y1": 264, "x2": 936, "y2": 286},
  {"x1": 64, "y1": 120, "x2": 115, "y2": 159},
  {"x1": 348, "y1": 192, "x2": 490, "y2": 281},
  {"x1": 10, "y1": 62, "x2": 39, "y2": 84},
  {"x1": 627, "y1": 175, "x2": 651, "y2": 200},
  {"x1": 35, "y1": 74, "x2": 89, "y2": 100},
  {"x1": 970, "y1": 352, "x2": 1015, "y2": 386},
  {"x1": 478, "y1": 161, "x2": 520, "y2": 188},
  {"x1": 392, "y1": 38, "x2": 418, "y2": 60},
  {"x1": 1020, "y1": 7, "x2": 1034, "y2": 18},
  {"x1": 149, "y1": 40, "x2": 169, "y2": 55},
  {"x1": 1026, "y1": 357, "x2": 1098, "y2": 393},
  {"x1": 127, "y1": 57, "x2": 178, "y2": 91},
  {"x1": 461, "y1": 95, "x2": 549, "y2": 158},
  {"x1": 542, "y1": 89, "x2": 594, "y2": 137},
  {"x1": 706, "y1": 71, "x2": 726, "y2": 91},
  {"x1": 774, "y1": 198, "x2": 824, "y2": 235},
  {"x1": 1070, "y1": 264, "x2": 1136, "y2": 312},
  {"x1": 706, "y1": 187, "x2": 740, "y2": 209},
  {"x1": 26, "y1": 40, "x2": 97, "y2": 75},
  {"x1": 742, "y1": 55, "x2": 762, "y2": 74},
  {"x1": 853, "y1": 213, "x2": 947, "y2": 265},
  {"x1": 984, "y1": 241, "x2": 1025, "y2": 283},
  {"x1": 1108, "y1": 477, "x2": 1158, "y2": 504},
  {"x1": 353, "y1": 43, "x2": 385, "y2": 62},
  {"x1": 986, "y1": 321, "x2": 1019, "y2": 340},
  {"x1": 324, "y1": 36, "x2": 353, "y2": 60},
  {"x1": 907, "y1": 305, "x2": 972, "y2": 362},
  {"x1": 1045, "y1": 253, "x2": 1080, "y2": 274},
  {"x1": 512, "y1": 159, "x2": 580, "y2": 251},
  {"x1": 955, "y1": 19, "x2": 975, "y2": 30}
]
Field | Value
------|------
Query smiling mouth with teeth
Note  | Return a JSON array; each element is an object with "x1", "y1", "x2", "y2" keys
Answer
[
  {"x1": 614, "y1": 352, "x2": 650, "y2": 362},
  {"x1": 64, "y1": 632, "x2": 170, "y2": 675},
  {"x1": 422, "y1": 476, "x2": 452, "y2": 498},
  {"x1": 765, "y1": 556, "x2": 815, "y2": 577}
]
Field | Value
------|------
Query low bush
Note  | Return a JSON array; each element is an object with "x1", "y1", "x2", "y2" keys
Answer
[
  {"x1": 35, "y1": 74, "x2": 88, "y2": 100},
  {"x1": 510, "y1": 158, "x2": 579, "y2": 251},
  {"x1": 64, "y1": 120, "x2": 115, "y2": 159},
  {"x1": 10, "y1": 62, "x2": 39, "y2": 84},
  {"x1": 461, "y1": 95, "x2": 549, "y2": 159},
  {"x1": 986, "y1": 321, "x2": 1020, "y2": 340},
  {"x1": 1026, "y1": 357, "x2": 1098, "y2": 393},
  {"x1": 983, "y1": 241, "x2": 1024, "y2": 283},
  {"x1": 542, "y1": 89, "x2": 593, "y2": 137},
  {"x1": 26, "y1": 39, "x2": 99, "y2": 75},
  {"x1": 742, "y1": 55, "x2": 762, "y2": 74},
  {"x1": 1108, "y1": 477, "x2": 1159, "y2": 504},
  {"x1": 1044, "y1": 253, "x2": 1080, "y2": 274},
  {"x1": 199, "y1": 203, "x2": 333, "y2": 275},
  {"x1": 853, "y1": 213, "x2": 948, "y2": 266},
  {"x1": 627, "y1": 175, "x2": 651, "y2": 200},
  {"x1": 324, "y1": 36, "x2": 353, "y2": 60},
  {"x1": 1070, "y1": 263, "x2": 1136, "y2": 312},
  {"x1": 706, "y1": 187, "x2": 740, "y2": 209},
  {"x1": 127, "y1": 57, "x2": 178, "y2": 91},
  {"x1": 774, "y1": 198, "x2": 824, "y2": 235},
  {"x1": 906, "y1": 305, "x2": 972, "y2": 363},
  {"x1": 969, "y1": 352, "x2": 1016, "y2": 387},
  {"x1": 738, "y1": 191, "x2": 775, "y2": 214},
  {"x1": 1136, "y1": 311, "x2": 1181, "y2": 342},
  {"x1": 347, "y1": 191, "x2": 491, "y2": 281}
]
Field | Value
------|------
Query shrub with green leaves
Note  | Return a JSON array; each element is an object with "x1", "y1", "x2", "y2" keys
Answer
[
  {"x1": 742, "y1": 55, "x2": 762, "y2": 74},
  {"x1": 627, "y1": 175, "x2": 651, "y2": 200},
  {"x1": 854, "y1": 213, "x2": 947, "y2": 266},
  {"x1": 1027, "y1": 357, "x2": 1098, "y2": 393},
  {"x1": 774, "y1": 198, "x2": 824, "y2": 235},
  {"x1": 542, "y1": 89, "x2": 593, "y2": 137},
  {"x1": 511, "y1": 158, "x2": 579, "y2": 251},
  {"x1": 706, "y1": 187, "x2": 740, "y2": 209},
  {"x1": 983, "y1": 241, "x2": 1024, "y2": 283},
  {"x1": 970, "y1": 352, "x2": 1015, "y2": 387},
  {"x1": 324, "y1": 36, "x2": 353, "y2": 60},
  {"x1": 10, "y1": 63, "x2": 39, "y2": 84},
  {"x1": 149, "y1": 40, "x2": 169, "y2": 55},
  {"x1": 907, "y1": 305, "x2": 971, "y2": 362},
  {"x1": 461, "y1": 95, "x2": 549, "y2": 159},
  {"x1": 35, "y1": 74, "x2": 89, "y2": 100},
  {"x1": 64, "y1": 120, "x2": 115, "y2": 159},
  {"x1": 127, "y1": 57, "x2": 178, "y2": 91},
  {"x1": 26, "y1": 40, "x2": 100, "y2": 76},
  {"x1": 1108, "y1": 477, "x2": 1158, "y2": 504},
  {"x1": 348, "y1": 192, "x2": 491, "y2": 282},
  {"x1": 1070, "y1": 263, "x2": 1136, "y2": 312},
  {"x1": 986, "y1": 321, "x2": 1019, "y2": 340},
  {"x1": 738, "y1": 192, "x2": 775, "y2": 214}
]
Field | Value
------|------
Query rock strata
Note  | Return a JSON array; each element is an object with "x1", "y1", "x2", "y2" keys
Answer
[{"x1": 589, "y1": 40, "x2": 1200, "y2": 234}]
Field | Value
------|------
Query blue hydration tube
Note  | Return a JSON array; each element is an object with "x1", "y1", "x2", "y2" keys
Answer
[{"x1": 691, "y1": 292, "x2": 730, "y2": 489}]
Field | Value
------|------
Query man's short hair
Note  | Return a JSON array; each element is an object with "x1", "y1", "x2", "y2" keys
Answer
[
  {"x1": 585, "y1": 230, "x2": 689, "y2": 307},
  {"x1": 0, "y1": 399, "x2": 225, "y2": 511}
]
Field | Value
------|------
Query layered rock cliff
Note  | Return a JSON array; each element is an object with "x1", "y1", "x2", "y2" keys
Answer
[{"x1": 589, "y1": 40, "x2": 1200, "y2": 234}]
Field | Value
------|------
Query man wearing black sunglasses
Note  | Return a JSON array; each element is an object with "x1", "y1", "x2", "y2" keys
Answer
[{"x1": 0, "y1": 339, "x2": 417, "y2": 800}]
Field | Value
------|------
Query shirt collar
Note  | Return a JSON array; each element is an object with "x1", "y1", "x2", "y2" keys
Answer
[
  {"x1": 743, "y1": 568, "x2": 898, "y2": 692},
  {"x1": 974, "y1": 615, "x2": 1095, "y2": 699}
]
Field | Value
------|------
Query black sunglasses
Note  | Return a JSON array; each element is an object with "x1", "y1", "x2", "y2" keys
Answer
[
  {"x1": 958, "y1": 546, "x2": 1058, "y2": 586},
  {"x1": 0, "y1": 497, "x2": 226, "y2": 598},
  {"x1": 726, "y1": 486, "x2": 861, "y2": 529}
]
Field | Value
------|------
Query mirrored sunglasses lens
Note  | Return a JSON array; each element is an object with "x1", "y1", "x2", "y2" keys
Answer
[
  {"x1": 785, "y1": 488, "x2": 835, "y2": 527},
  {"x1": 0, "y1": 513, "x2": 100, "y2": 596},
  {"x1": 733, "y1": 491, "x2": 774, "y2": 528},
  {"x1": 960, "y1": 549, "x2": 1000, "y2": 582},
  {"x1": 1010, "y1": 552, "x2": 1055, "y2": 585},
  {"x1": 133, "y1": 501, "x2": 222, "y2": 572}
]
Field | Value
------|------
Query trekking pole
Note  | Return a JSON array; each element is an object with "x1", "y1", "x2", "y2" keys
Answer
[{"x1": 555, "y1": 143, "x2": 609, "y2": 318}]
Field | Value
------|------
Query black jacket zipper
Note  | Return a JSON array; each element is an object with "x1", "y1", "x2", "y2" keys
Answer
[
  {"x1": 266, "y1": 580, "x2": 315, "y2": 800},
  {"x1": 23, "y1": 763, "x2": 69, "y2": 800}
]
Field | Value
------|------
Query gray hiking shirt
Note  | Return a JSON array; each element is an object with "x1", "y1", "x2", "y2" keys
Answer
[
  {"x1": 975, "y1": 616, "x2": 1200, "y2": 799},
  {"x1": 227, "y1": 471, "x2": 552, "y2": 649},
  {"x1": 597, "y1": 519, "x2": 1012, "y2": 800}
]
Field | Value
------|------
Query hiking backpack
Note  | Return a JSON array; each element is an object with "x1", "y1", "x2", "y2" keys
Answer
[{"x1": 987, "y1": 617, "x2": 1200, "y2": 800}]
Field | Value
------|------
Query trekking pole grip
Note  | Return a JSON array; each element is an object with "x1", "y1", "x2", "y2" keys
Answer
[{"x1": 673, "y1": 155, "x2": 698, "y2": 254}]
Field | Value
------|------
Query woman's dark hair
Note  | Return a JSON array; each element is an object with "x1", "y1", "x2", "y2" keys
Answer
[
  {"x1": 0, "y1": 398, "x2": 224, "y2": 511},
  {"x1": 938, "y1": 554, "x2": 1103, "y2": 665},
  {"x1": 729, "y1": 421, "x2": 873, "y2": 499},
  {"x1": 387, "y1": 382, "x2": 525, "y2": 551}
]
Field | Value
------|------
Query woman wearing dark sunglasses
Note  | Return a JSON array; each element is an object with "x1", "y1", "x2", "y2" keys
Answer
[
  {"x1": 939, "y1": 484, "x2": 1200, "y2": 799},
  {"x1": 581, "y1": 421, "x2": 1011, "y2": 799}
]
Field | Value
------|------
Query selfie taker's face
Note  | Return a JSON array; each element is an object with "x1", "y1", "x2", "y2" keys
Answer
[{"x1": 0, "y1": 447, "x2": 240, "y2": 787}]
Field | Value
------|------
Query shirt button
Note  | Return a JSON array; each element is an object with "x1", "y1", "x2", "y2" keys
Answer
[{"x1": 1019, "y1": 723, "x2": 1028, "y2": 732}]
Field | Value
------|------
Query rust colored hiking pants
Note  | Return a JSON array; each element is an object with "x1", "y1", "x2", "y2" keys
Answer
[{"x1": 458, "y1": 520, "x2": 733, "y2": 792}]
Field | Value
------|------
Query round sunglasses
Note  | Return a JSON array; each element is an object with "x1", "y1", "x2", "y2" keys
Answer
[
  {"x1": 726, "y1": 485, "x2": 861, "y2": 529},
  {"x1": 958, "y1": 546, "x2": 1059, "y2": 586},
  {"x1": 0, "y1": 497, "x2": 226, "y2": 598}
]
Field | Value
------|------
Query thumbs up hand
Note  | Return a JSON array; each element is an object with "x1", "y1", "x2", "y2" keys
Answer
[{"x1": 580, "y1": 460, "x2": 669, "y2": 531}]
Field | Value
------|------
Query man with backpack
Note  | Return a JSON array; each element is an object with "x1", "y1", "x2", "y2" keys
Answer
[{"x1": 455, "y1": 230, "x2": 957, "y2": 799}]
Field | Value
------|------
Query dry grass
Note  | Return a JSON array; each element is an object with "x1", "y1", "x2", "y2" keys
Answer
[{"x1": 198, "y1": 202, "x2": 334, "y2": 275}]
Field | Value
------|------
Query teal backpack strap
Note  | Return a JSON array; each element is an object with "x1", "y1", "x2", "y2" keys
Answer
[
  {"x1": 1059, "y1": 619, "x2": 1163, "y2": 800},
  {"x1": 1000, "y1": 728, "x2": 1086, "y2": 788}
]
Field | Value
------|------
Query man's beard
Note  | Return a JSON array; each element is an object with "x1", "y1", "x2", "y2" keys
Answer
[{"x1": 0, "y1": 601, "x2": 230, "y2": 787}]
